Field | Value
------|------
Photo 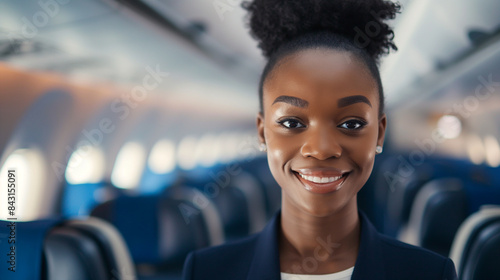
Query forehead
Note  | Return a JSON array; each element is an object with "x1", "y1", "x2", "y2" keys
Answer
[{"x1": 263, "y1": 49, "x2": 378, "y2": 106}]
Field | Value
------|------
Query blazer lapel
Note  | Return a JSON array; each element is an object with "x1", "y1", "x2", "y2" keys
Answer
[
  {"x1": 351, "y1": 211, "x2": 387, "y2": 280},
  {"x1": 245, "y1": 210, "x2": 386, "y2": 280},
  {"x1": 246, "y1": 210, "x2": 282, "y2": 280}
]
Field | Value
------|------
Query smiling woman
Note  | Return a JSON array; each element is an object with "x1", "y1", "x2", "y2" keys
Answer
[{"x1": 182, "y1": 0, "x2": 457, "y2": 279}]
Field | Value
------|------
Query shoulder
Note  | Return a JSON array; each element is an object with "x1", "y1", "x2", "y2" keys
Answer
[
  {"x1": 357, "y1": 211, "x2": 457, "y2": 279},
  {"x1": 182, "y1": 233, "x2": 259, "y2": 280},
  {"x1": 378, "y1": 234, "x2": 457, "y2": 280}
]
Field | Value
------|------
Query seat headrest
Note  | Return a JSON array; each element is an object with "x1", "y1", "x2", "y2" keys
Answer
[
  {"x1": 404, "y1": 178, "x2": 467, "y2": 256},
  {"x1": 91, "y1": 194, "x2": 212, "y2": 268},
  {"x1": 64, "y1": 217, "x2": 136, "y2": 280},
  {"x1": 182, "y1": 178, "x2": 252, "y2": 240},
  {"x1": 163, "y1": 186, "x2": 224, "y2": 246},
  {"x1": 209, "y1": 184, "x2": 251, "y2": 240},
  {"x1": 0, "y1": 217, "x2": 136, "y2": 280},
  {"x1": 231, "y1": 171, "x2": 267, "y2": 233},
  {"x1": 450, "y1": 205, "x2": 500, "y2": 278},
  {"x1": 461, "y1": 220, "x2": 500, "y2": 280},
  {"x1": 44, "y1": 226, "x2": 109, "y2": 280}
]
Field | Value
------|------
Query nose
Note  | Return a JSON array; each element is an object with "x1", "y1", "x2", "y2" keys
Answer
[{"x1": 300, "y1": 127, "x2": 342, "y2": 160}]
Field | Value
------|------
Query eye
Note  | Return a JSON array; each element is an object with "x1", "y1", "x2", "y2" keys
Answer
[
  {"x1": 278, "y1": 118, "x2": 306, "y2": 129},
  {"x1": 338, "y1": 119, "x2": 366, "y2": 130}
]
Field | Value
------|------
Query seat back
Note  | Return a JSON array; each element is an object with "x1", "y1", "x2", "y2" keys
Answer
[
  {"x1": 231, "y1": 171, "x2": 267, "y2": 233},
  {"x1": 450, "y1": 205, "x2": 500, "y2": 279},
  {"x1": 60, "y1": 218, "x2": 136, "y2": 280},
  {"x1": 401, "y1": 178, "x2": 468, "y2": 256},
  {"x1": 384, "y1": 160, "x2": 449, "y2": 236},
  {"x1": 0, "y1": 218, "x2": 61, "y2": 279},
  {"x1": 462, "y1": 220, "x2": 500, "y2": 280},
  {"x1": 163, "y1": 185, "x2": 224, "y2": 246},
  {"x1": 380, "y1": 157, "x2": 482, "y2": 234},
  {"x1": 181, "y1": 170, "x2": 267, "y2": 240},
  {"x1": 91, "y1": 194, "x2": 214, "y2": 271},
  {"x1": 205, "y1": 181, "x2": 250, "y2": 240},
  {"x1": 238, "y1": 157, "x2": 282, "y2": 218},
  {"x1": 0, "y1": 217, "x2": 135, "y2": 280}
]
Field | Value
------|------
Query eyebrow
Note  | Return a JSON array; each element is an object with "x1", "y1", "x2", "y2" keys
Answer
[
  {"x1": 337, "y1": 95, "x2": 372, "y2": 108},
  {"x1": 272, "y1": 95, "x2": 309, "y2": 108}
]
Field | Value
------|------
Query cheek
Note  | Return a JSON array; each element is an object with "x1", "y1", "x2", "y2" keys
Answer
[
  {"x1": 264, "y1": 125, "x2": 302, "y2": 183},
  {"x1": 343, "y1": 130, "x2": 377, "y2": 178},
  {"x1": 266, "y1": 143, "x2": 290, "y2": 191}
]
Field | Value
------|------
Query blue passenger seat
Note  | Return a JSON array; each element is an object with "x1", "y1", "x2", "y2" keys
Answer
[
  {"x1": 91, "y1": 192, "x2": 220, "y2": 279},
  {"x1": 178, "y1": 168, "x2": 268, "y2": 240},
  {"x1": 381, "y1": 157, "x2": 496, "y2": 237},
  {"x1": 0, "y1": 217, "x2": 136, "y2": 280},
  {"x1": 450, "y1": 206, "x2": 500, "y2": 280},
  {"x1": 402, "y1": 177, "x2": 500, "y2": 256},
  {"x1": 400, "y1": 178, "x2": 468, "y2": 256},
  {"x1": 238, "y1": 157, "x2": 282, "y2": 218},
  {"x1": 162, "y1": 185, "x2": 225, "y2": 246}
]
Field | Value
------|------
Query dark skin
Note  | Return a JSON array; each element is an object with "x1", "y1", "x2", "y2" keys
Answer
[{"x1": 257, "y1": 48, "x2": 387, "y2": 274}]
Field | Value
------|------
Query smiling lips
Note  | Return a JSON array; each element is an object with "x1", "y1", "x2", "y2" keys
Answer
[
  {"x1": 298, "y1": 173, "x2": 343, "y2": 183},
  {"x1": 293, "y1": 168, "x2": 349, "y2": 194}
]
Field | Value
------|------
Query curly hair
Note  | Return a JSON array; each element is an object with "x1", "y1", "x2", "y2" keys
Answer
[{"x1": 242, "y1": 0, "x2": 401, "y2": 117}]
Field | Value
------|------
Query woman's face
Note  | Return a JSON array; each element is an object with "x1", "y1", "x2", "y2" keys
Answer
[{"x1": 257, "y1": 49, "x2": 386, "y2": 216}]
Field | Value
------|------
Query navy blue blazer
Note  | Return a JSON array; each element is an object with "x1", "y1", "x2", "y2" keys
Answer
[{"x1": 182, "y1": 210, "x2": 457, "y2": 280}]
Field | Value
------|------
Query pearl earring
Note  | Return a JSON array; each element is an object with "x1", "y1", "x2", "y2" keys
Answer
[
  {"x1": 375, "y1": 145, "x2": 383, "y2": 154},
  {"x1": 259, "y1": 143, "x2": 267, "y2": 152}
]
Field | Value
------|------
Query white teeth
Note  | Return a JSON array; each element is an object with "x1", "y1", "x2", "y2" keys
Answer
[{"x1": 298, "y1": 173, "x2": 343, "y2": 183}]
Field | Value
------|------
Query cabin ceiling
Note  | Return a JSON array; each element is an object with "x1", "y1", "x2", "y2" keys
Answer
[{"x1": 1, "y1": 0, "x2": 499, "y2": 115}]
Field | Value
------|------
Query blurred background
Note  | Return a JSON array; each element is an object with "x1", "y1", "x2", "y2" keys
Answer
[{"x1": 0, "y1": 0, "x2": 500, "y2": 280}]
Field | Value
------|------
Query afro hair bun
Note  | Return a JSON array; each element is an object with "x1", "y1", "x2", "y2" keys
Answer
[{"x1": 242, "y1": 0, "x2": 401, "y2": 61}]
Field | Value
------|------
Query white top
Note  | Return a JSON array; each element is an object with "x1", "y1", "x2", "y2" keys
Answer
[{"x1": 281, "y1": 266, "x2": 354, "y2": 280}]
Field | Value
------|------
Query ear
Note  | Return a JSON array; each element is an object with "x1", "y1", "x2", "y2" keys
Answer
[
  {"x1": 256, "y1": 112, "x2": 265, "y2": 144},
  {"x1": 377, "y1": 113, "x2": 387, "y2": 147}
]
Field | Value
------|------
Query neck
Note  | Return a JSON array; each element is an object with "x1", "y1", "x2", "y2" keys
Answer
[{"x1": 279, "y1": 197, "x2": 360, "y2": 263}]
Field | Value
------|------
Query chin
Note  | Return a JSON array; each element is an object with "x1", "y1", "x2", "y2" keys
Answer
[{"x1": 298, "y1": 194, "x2": 352, "y2": 218}]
